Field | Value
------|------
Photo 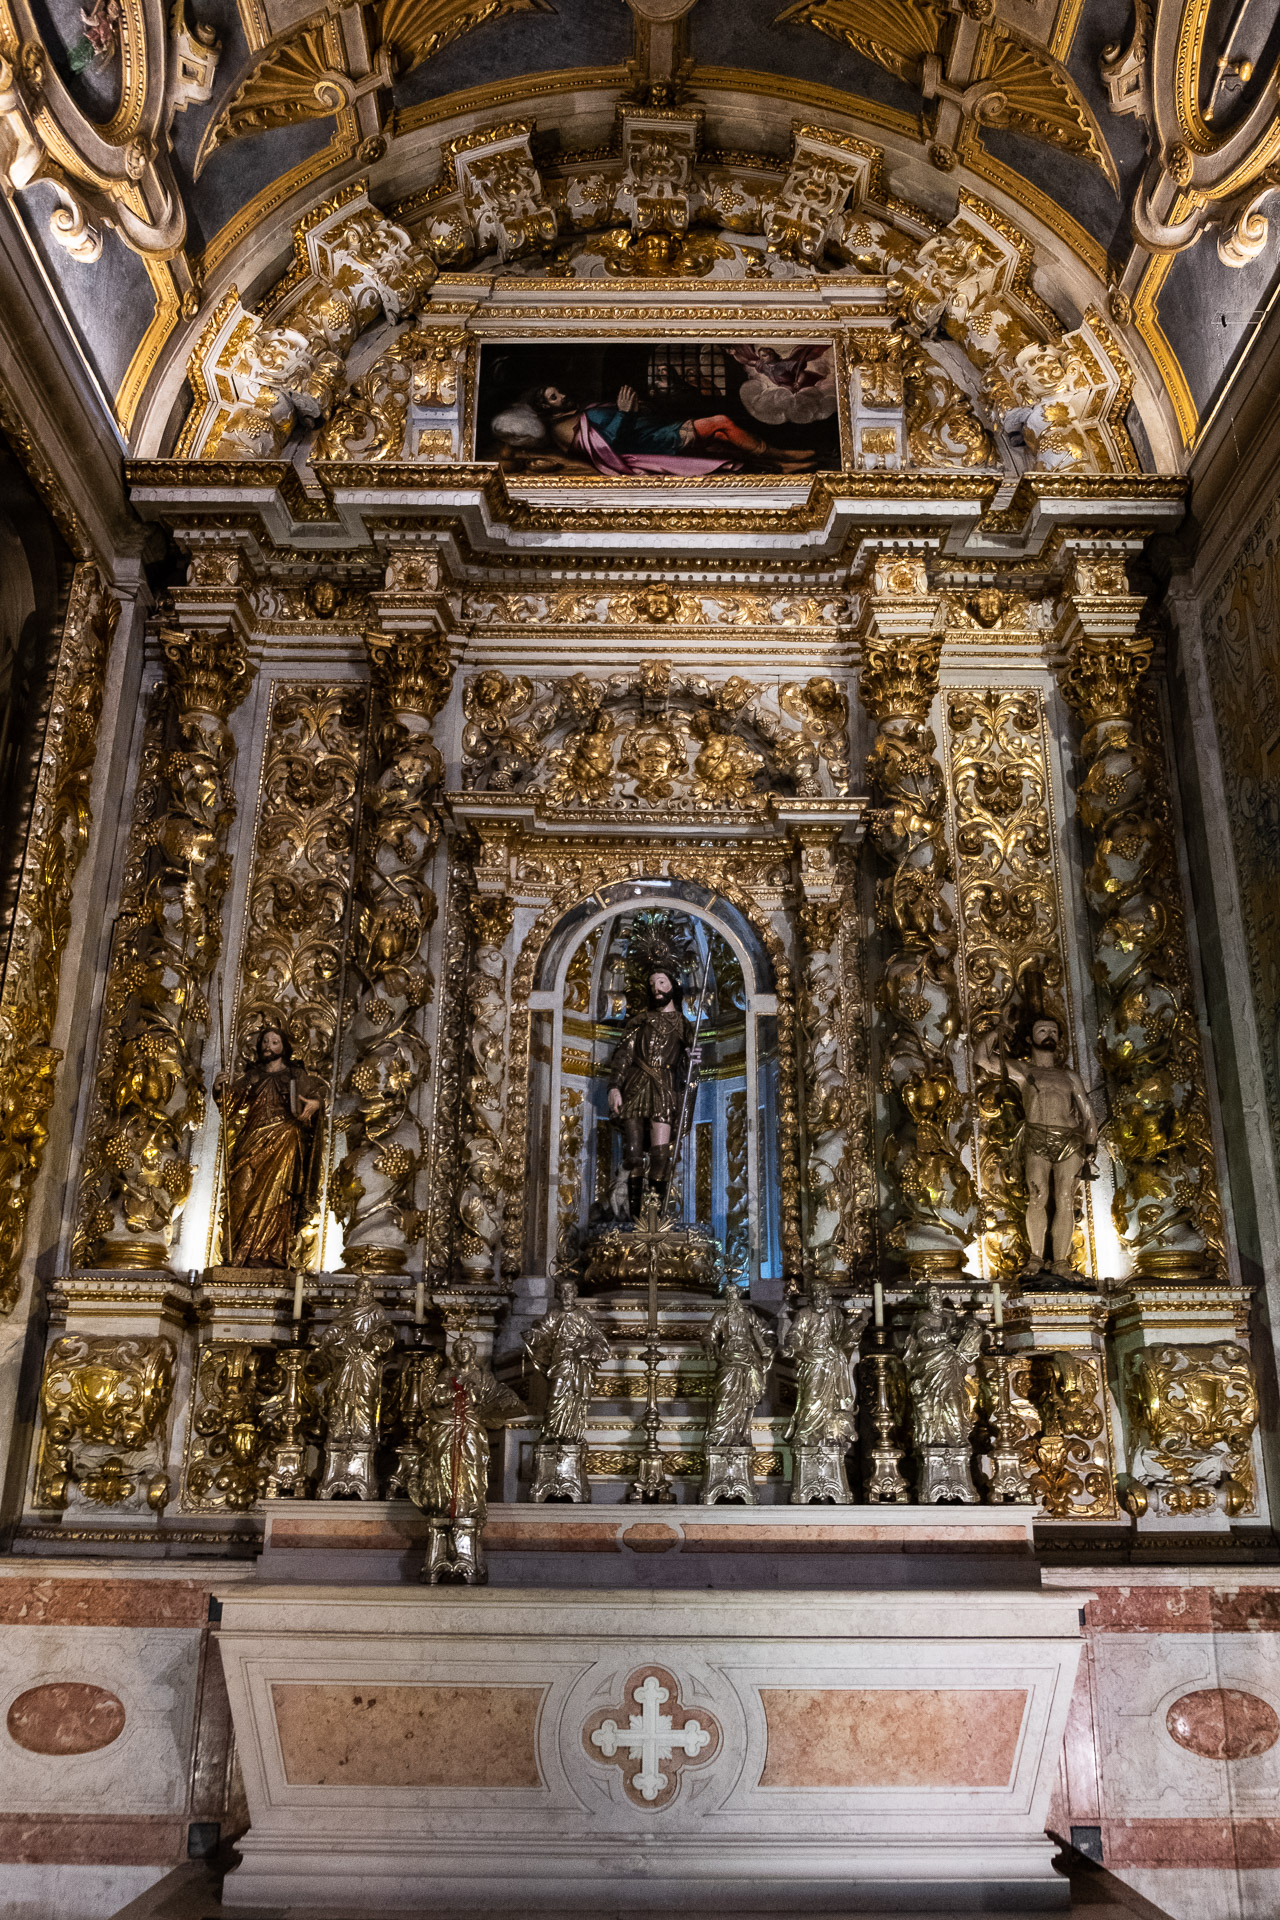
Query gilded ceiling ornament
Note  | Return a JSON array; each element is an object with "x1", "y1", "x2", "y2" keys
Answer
[
  {"x1": 1056, "y1": 565, "x2": 1224, "y2": 1277},
  {"x1": 333, "y1": 630, "x2": 451, "y2": 1273},
  {"x1": 1103, "y1": 0, "x2": 1280, "y2": 268},
  {"x1": 0, "y1": 0, "x2": 218, "y2": 265},
  {"x1": 75, "y1": 628, "x2": 252, "y2": 1272},
  {"x1": 0, "y1": 567, "x2": 116, "y2": 1314}
]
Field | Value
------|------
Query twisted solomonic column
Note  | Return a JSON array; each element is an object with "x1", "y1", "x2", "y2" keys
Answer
[
  {"x1": 858, "y1": 556, "x2": 975, "y2": 1283},
  {"x1": 333, "y1": 631, "x2": 453, "y2": 1275},
  {"x1": 1055, "y1": 557, "x2": 1222, "y2": 1280},
  {"x1": 77, "y1": 629, "x2": 252, "y2": 1271}
]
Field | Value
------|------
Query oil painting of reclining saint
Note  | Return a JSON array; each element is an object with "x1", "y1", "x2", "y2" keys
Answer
[{"x1": 477, "y1": 340, "x2": 840, "y2": 476}]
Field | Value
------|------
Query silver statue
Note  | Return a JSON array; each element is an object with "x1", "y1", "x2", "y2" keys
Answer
[
  {"x1": 526, "y1": 1277, "x2": 611, "y2": 1445},
  {"x1": 780, "y1": 1277, "x2": 868, "y2": 1448},
  {"x1": 417, "y1": 1336, "x2": 522, "y2": 1581},
  {"x1": 904, "y1": 1284, "x2": 983, "y2": 1503},
  {"x1": 976, "y1": 1013, "x2": 1098, "y2": 1279},
  {"x1": 704, "y1": 1282, "x2": 775, "y2": 1449},
  {"x1": 314, "y1": 1278, "x2": 395, "y2": 1499}
]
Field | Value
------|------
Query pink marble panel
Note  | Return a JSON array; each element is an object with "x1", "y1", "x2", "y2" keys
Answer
[
  {"x1": 1104, "y1": 1817, "x2": 1280, "y2": 1867},
  {"x1": 483, "y1": 1519, "x2": 618, "y2": 1553},
  {"x1": 0, "y1": 1815, "x2": 186, "y2": 1864},
  {"x1": 758, "y1": 1687, "x2": 1027, "y2": 1788},
  {"x1": 0, "y1": 1579, "x2": 208, "y2": 1628},
  {"x1": 271, "y1": 1683, "x2": 546, "y2": 1788},
  {"x1": 1166, "y1": 1688, "x2": 1280, "y2": 1760},
  {"x1": 620, "y1": 1523, "x2": 681, "y2": 1553},
  {"x1": 6, "y1": 1683, "x2": 125, "y2": 1755}
]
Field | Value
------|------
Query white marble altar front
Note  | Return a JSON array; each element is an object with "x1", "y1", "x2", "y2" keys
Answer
[{"x1": 216, "y1": 1578, "x2": 1088, "y2": 1913}]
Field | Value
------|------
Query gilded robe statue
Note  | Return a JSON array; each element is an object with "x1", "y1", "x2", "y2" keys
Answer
[
  {"x1": 526, "y1": 1277, "x2": 611, "y2": 1444},
  {"x1": 780, "y1": 1280, "x2": 868, "y2": 1448},
  {"x1": 418, "y1": 1339, "x2": 523, "y2": 1521},
  {"x1": 216, "y1": 1025, "x2": 326, "y2": 1268},
  {"x1": 705, "y1": 1283, "x2": 775, "y2": 1448},
  {"x1": 904, "y1": 1286, "x2": 983, "y2": 1447}
]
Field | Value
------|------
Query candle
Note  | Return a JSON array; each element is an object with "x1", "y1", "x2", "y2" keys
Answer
[
  {"x1": 873, "y1": 1281, "x2": 884, "y2": 1329},
  {"x1": 292, "y1": 1269, "x2": 305, "y2": 1323},
  {"x1": 414, "y1": 1280, "x2": 425, "y2": 1326},
  {"x1": 992, "y1": 1281, "x2": 1003, "y2": 1329}
]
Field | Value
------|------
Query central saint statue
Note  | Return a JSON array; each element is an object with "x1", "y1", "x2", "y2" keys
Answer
[{"x1": 607, "y1": 944, "x2": 702, "y2": 1218}]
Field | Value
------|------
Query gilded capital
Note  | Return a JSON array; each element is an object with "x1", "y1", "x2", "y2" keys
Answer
[
  {"x1": 160, "y1": 628, "x2": 254, "y2": 720},
  {"x1": 858, "y1": 636, "x2": 944, "y2": 725},
  {"x1": 1057, "y1": 635, "x2": 1152, "y2": 729},
  {"x1": 468, "y1": 894, "x2": 515, "y2": 946},
  {"x1": 365, "y1": 630, "x2": 454, "y2": 721}
]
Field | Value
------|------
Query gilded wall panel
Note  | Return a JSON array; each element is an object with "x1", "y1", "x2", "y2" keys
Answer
[{"x1": 220, "y1": 682, "x2": 368, "y2": 1268}]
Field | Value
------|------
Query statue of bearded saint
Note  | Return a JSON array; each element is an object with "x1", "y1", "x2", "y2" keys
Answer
[
  {"x1": 705, "y1": 1282, "x2": 775, "y2": 1448},
  {"x1": 904, "y1": 1286, "x2": 983, "y2": 1447},
  {"x1": 215, "y1": 1025, "x2": 326, "y2": 1267},
  {"x1": 607, "y1": 962, "x2": 702, "y2": 1218},
  {"x1": 526, "y1": 1277, "x2": 611, "y2": 1444}
]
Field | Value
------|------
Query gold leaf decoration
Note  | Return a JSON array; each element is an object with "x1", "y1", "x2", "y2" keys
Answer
[
  {"x1": 774, "y1": 0, "x2": 947, "y2": 86},
  {"x1": 195, "y1": 16, "x2": 351, "y2": 176},
  {"x1": 975, "y1": 32, "x2": 1118, "y2": 189},
  {"x1": 375, "y1": 0, "x2": 551, "y2": 75}
]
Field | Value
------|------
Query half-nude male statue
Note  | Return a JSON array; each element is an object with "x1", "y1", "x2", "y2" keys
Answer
[
  {"x1": 976, "y1": 1013, "x2": 1098, "y2": 1278},
  {"x1": 607, "y1": 961, "x2": 701, "y2": 1217}
]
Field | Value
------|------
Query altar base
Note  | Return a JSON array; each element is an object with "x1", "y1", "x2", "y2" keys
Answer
[{"x1": 217, "y1": 1581, "x2": 1085, "y2": 1912}]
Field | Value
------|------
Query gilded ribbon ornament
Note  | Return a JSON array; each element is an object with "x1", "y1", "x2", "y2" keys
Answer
[
  {"x1": 859, "y1": 557, "x2": 975, "y2": 1279},
  {"x1": 333, "y1": 632, "x2": 452, "y2": 1274},
  {"x1": 1055, "y1": 559, "x2": 1223, "y2": 1277},
  {"x1": 76, "y1": 629, "x2": 252, "y2": 1271},
  {"x1": 0, "y1": 565, "x2": 116, "y2": 1311}
]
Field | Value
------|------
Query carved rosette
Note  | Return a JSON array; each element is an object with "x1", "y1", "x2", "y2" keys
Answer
[
  {"x1": 859, "y1": 558, "x2": 975, "y2": 1278},
  {"x1": 457, "y1": 894, "x2": 515, "y2": 1283},
  {"x1": 76, "y1": 628, "x2": 252, "y2": 1270},
  {"x1": 1055, "y1": 561, "x2": 1222, "y2": 1278},
  {"x1": 334, "y1": 632, "x2": 452, "y2": 1274},
  {"x1": 0, "y1": 565, "x2": 117, "y2": 1313}
]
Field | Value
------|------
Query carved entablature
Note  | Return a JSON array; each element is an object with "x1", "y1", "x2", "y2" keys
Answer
[
  {"x1": 459, "y1": 663, "x2": 852, "y2": 813},
  {"x1": 173, "y1": 120, "x2": 1137, "y2": 478}
]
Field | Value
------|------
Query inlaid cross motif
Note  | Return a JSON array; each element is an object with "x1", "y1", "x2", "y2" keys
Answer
[{"x1": 583, "y1": 1666, "x2": 720, "y2": 1808}]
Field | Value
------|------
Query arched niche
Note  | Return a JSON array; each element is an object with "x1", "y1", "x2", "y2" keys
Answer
[{"x1": 524, "y1": 876, "x2": 784, "y2": 1294}]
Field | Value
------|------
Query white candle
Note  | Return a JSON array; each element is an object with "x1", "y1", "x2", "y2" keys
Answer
[
  {"x1": 292, "y1": 1269, "x2": 305, "y2": 1323},
  {"x1": 414, "y1": 1280, "x2": 425, "y2": 1326},
  {"x1": 873, "y1": 1281, "x2": 884, "y2": 1329},
  {"x1": 992, "y1": 1281, "x2": 1003, "y2": 1329}
]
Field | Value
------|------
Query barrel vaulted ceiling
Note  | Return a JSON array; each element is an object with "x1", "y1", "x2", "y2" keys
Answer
[{"x1": 1, "y1": 0, "x2": 1277, "y2": 462}]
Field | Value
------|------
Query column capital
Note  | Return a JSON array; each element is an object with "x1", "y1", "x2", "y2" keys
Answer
[
  {"x1": 363, "y1": 628, "x2": 455, "y2": 722},
  {"x1": 159, "y1": 627, "x2": 254, "y2": 721}
]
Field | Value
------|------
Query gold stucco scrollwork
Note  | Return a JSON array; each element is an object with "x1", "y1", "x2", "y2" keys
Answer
[
  {"x1": 75, "y1": 629, "x2": 252, "y2": 1271},
  {"x1": 859, "y1": 560, "x2": 975, "y2": 1279},
  {"x1": 1123, "y1": 1341, "x2": 1258, "y2": 1518},
  {"x1": 1056, "y1": 564, "x2": 1223, "y2": 1278},
  {"x1": 0, "y1": 566, "x2": 117, "y2": 1313},
  {"x1": 334, "y1": 633, "x2": 451, "y2": 1274},
  {"x1": 36, "y1": 1333, "x2": 175, "y2": 1513},
  {"x1": 1025, "y1": 1350, "x2": 1116, "y2": 1518}
]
